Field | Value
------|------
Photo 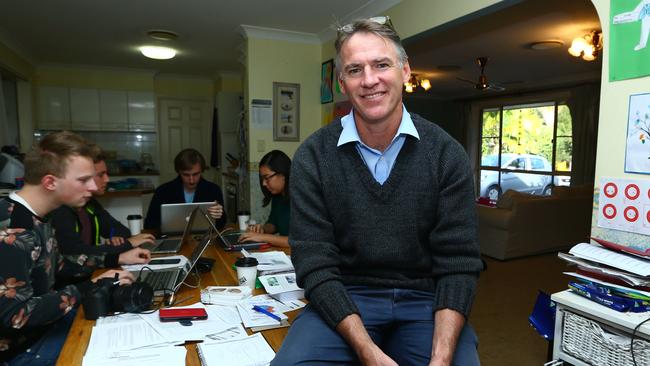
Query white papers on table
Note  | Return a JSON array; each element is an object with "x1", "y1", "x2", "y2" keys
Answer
[
  {"x1": 557, "y1": 252, "x2": 650, "y2": 286},
  {"x1": 241, "y1": 249, "x2": 293, "y2": 274},
  {"x1": 279, "y1": 299, "x2": 307, "y2": 310},
  {"x1": 197, "y1": 333, "x2": 275, "y2": 366},
  {"x1": 122, "y1": 255, "x2": 188, "y2": 272},
  {"x1": 569, "y1": 243, "x2": 650, "y2": 277},
  {"x1": 205, "y1": 304, "x2": 242, "y2": 324},
  {"x1": 82, "y1": 345, "x2": 186, "y2": 366},
  {"x1": 139, "y1": 302, "x2": 240, "y2": 343},
  {"x1": 237, "y1": 295, "x2": 290, "y2": 328},
  {"x1": 204, "y1": 324, "x2": 249, "y2": 342},
  {"x1": 258, "y1": 272, "x2": 304, "y2": 302},
  {"x1": 86, "y1": 317, "x2": 177, "y2": 354},
  {"x1": 95, "y1": 312, "x2": 142, "y2": 326}
]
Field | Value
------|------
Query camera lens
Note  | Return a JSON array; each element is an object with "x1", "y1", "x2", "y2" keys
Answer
[{"x1": 112, "y1": 282, "x2": 154, "y2": 313}]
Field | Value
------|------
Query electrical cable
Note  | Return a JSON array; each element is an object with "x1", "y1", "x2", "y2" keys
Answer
[{"x1": 631, "y1": 316, "x2": 650, "y2": 366}]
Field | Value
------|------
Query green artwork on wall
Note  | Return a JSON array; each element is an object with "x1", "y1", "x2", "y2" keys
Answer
[{"x1": 610, "y1": 0, "x2": 650, "y2": 81}]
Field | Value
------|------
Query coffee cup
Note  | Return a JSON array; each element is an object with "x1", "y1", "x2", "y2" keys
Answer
[
  {"x1": 127, "y1": 214, "x2": 143, "y2": 235},
  {"x1": 234, "y1": 256, "x2": 258, "y2": 289},
  {"x1": 237, "y1": 211, "x2": 251, "y2": 231}
]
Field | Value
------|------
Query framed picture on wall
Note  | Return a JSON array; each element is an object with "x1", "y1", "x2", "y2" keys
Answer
[
  {"x1": 273, "y1": 82, "x2": 300, "y2": 141},
  {"x1": 320, "y1": 59, "x2": 334, "y2": 104}
]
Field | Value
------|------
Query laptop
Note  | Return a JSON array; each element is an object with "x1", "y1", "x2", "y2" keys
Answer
[
  {"x1": 140, "y1": 207, "x2": 197, "y2": 254},
  {"x1": 195, "y1": 209, "x2": 268, "y2": 251},
  {"x1": 134, "y1": 212, "x2": 212, "y2": 296},
  {"x1": 160, "y1": 201, "x2": 214, "y2": 235}
]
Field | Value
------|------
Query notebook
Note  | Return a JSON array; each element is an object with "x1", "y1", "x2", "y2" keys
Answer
[{"x1": 160, "y1": 201, "x2": 214, "y2": 235}]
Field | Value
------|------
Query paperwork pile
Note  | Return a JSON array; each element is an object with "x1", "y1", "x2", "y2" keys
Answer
[
  {"x1": 258, "y1": 272, "x2": 305, "y2": 302},
  {"x1": 241, "y1": 249, "x2": 294, "y2": 275},
  {"x1": 559, "y1": 241, "x2": 650, "y2": 312}
]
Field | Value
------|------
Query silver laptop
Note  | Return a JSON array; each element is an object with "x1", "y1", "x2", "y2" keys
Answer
[
  {"x1": 196, "y1": 208, "x2": 268, "y2": 251},
  {"x1": 140, "y1": 209, "x2": 196, "y2": 254},
  {"x1": 135, "y1": 209, "x2": 212, "y2": 295},
  {"x1": 160, "y1": 201, "x2": 214, "y2": 235}
]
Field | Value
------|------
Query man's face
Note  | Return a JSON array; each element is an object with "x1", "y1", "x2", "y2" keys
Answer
[
  {"x1": 338, "y1": 32, "x2": 410, "y2": 126},
  {"x1": 93, "y1": 161, "x2": 110, "y2": 196},
  {"x1": 54, "y1": 156, "x2": 97, "y2": 208},
  {"x1": 180, "y1": 163, "x2": 202, "y2": 192}
]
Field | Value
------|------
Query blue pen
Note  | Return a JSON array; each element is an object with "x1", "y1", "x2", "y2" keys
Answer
[{"x1": 252, "y1": 305, "x2": 281, "y2": 322}]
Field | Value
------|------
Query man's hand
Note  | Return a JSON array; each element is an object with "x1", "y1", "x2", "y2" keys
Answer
[
  {"x1": 207, "y1": 202, "x2": 224, "y2": 220},
  {"x1": 92, "y1": 269, "x2": 135, "y2": 285},
  {"x1": 336, "y1": 314, "x2": 398, "y2": 366},
  {"x1": 429, "y1": 309, "x2": 465, "y2": 366},
  {"x1": 108, "y1": 236, "x2": 126, "y2": 246},
  {"x1": 128, "y1": 233, "x2": 156, "y2": 247},
  {"x1": 118, "y1": 247, "x2": 151, "y2": 265},
  {"x1": 238, "y1": 232, "x2": 269, "y2": 243}
]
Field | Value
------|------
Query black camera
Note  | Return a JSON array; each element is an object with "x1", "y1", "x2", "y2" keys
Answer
[{"x1": 83, "y1": 277, "x2": 154, "y2": 320}]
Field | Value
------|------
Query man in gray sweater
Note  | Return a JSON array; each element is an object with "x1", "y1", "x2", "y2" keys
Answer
[{"x1": 271, "y1": 17, "x2": 483, "y2": 366}]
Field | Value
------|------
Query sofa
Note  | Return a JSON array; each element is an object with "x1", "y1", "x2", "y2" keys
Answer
[{"x1": 477, "y1": 185, "x2": 593, "y2": 260}]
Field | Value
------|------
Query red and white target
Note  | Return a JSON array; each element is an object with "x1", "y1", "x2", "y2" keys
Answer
[
  {"x1": 602, "y1": 204, "x2": 617, "y2": 219},
  {"x1": 625, "y1": 184, "x2": 640, "y2": 200},
  {"x1": 624, "y1": 206, "x2": 639, "y2": 222}
]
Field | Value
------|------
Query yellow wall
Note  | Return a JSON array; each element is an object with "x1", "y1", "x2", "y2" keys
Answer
[
  {"x1": 246, "y1": 37, "x2": 321, "y2": 162},
  {"x1": 0, "y1": 42, "x2": 34, "y2": 80},
  {"x1": 35, "y1": 66, "x2": 154, "y2": 90},
  {"x1": 154, "y1": 75, "x2": 214, "y2": 99},
  {"x1": 216, "y1": 73, "x2": 243, "y2": 93}
]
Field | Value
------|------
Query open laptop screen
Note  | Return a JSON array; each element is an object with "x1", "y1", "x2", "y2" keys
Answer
[{"x1": 160, "y1": 202, "x2": 214, "y2": 235}]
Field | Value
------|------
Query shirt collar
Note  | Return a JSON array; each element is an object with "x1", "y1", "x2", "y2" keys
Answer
[
  {"x1": 337, "y1": 104, "x2": 420, "y2": 147},
  {"x1": 9, "y1": 191, "x2": 39, "y2": 217}
]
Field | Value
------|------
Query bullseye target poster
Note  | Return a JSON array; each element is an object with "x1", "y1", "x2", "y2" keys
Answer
[{"x1": 598, "y1": 177, "x2": 650, "y2": 234}]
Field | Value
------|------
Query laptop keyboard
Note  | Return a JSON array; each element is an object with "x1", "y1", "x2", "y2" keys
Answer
[
  {"x1": 141, "y1": 270, "x2": 177, "y2": 290},
  {"x1": 157, "y1": 239, "x2": 181, "y2": 251}
]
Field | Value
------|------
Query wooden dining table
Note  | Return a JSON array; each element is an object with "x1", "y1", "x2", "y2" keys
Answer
[{"x1": 56, "y1": 235, "x2": 296, "y2": 365}]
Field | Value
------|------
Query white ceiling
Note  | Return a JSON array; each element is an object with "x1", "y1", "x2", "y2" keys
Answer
[
  {"x1": 0, "y1": 0, "x2": 399, "y2": 76},
  {"x1": 404, "y1": 0, "x2": 603, "y2": 99},
  {"x1": 0, "y1": 0, "x2": 602, "y2": 100}
]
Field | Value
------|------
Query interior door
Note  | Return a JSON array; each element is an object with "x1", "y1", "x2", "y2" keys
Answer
[{"x1": 158, "y1": 98, "x2": 212, "y2": 182}]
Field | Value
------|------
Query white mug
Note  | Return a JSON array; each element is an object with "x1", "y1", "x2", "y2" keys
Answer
[{"x1": 127, "y1": 214, "x2": 142, "y2": 235}]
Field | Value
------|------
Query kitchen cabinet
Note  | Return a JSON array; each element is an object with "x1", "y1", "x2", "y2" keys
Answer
[
  {"x1": 37, "y1": 86, "x2": 70, "y2": 130},
  {"x1": 128, "y1": 91, "x2": 155, "y2": 131},
  {"x1": 99, "y1": 90, "x2": 129, "y2": 131},
  {"x1": 70, "y1": 88, "x2": 100, "y2": 130}
]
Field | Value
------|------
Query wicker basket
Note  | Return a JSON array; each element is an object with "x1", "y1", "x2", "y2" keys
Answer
[{"x1": 561, "y1": 310, "x2": 650, "y2": 366}]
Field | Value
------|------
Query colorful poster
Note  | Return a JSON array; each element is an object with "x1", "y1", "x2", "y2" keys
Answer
[
  {"x1": 624, "y1": 93, "x2": 650, "y2": 173},
  {"x1": 610, "y1": 0, "x2": 650, "y2": 81},
  {"x1": 320, "y1": 59, "x2": 333, "y2": 104}
]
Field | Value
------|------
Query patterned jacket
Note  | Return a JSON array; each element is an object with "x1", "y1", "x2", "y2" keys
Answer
[{"x1": 0, "y1": 195, "x2": 92, "y2": 360}]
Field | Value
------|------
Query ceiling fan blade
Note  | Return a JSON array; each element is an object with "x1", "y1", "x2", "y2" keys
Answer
[
  {"x1": 456, "y1": 77, "x2": 476, "y2": 85},
  {"x1": 487, "y1": 84, "x2": 505, "y2": 92}
]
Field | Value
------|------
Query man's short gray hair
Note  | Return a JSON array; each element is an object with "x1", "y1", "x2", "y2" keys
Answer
[{"x1": 334, "y1": 18, "x2": 408, "y2": 78}]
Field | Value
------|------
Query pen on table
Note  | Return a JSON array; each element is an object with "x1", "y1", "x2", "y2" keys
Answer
[{"x1": 252, "y1": 305, "x2": 281, "y2": 322}]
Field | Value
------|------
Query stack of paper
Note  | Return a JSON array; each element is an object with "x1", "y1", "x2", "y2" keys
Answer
[
  {"x1": 237, "y1": 295, "x2": 291, "y2": 331},
  {"x1": 197, "y1": 333, "x2": 275, "y2": 366},
  {"x1": 258, "y1": 272, "x2": 304, "y2": 302},
  {"x1": 241, "y1": 249, "x2": 294, "y2": 275}
]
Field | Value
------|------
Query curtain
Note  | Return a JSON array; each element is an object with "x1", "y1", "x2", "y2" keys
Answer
[{"x1": 566, "y1": 83, "x2": 601, "y2": 186}]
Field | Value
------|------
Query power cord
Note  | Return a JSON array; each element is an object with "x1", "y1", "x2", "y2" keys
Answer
[{"x1": 631, "y1": 316, "x2": 650, "y2": 366}]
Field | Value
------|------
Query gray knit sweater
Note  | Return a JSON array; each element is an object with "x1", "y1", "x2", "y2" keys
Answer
[{"x1": 289, "y1": 113, "x2": 483, "y2": 329}]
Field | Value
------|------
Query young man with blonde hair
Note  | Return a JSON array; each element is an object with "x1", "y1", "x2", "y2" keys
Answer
[{"x1": 0, "y1": 131, "x2": 139, "y2": 365}]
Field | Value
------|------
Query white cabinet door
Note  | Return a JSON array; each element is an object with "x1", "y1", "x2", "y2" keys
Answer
[
  {"x1": 100, "y1": 90, "x2": 129, "y2": 131},
  {"x1": 70, "y1": 88, "x2": 100, "y2": 130},
  {"x1": 37, "y1": 86, "x2": 71, "y2": 130},
  {"x1": 128, "y1": 91, "x2": 155, "y2": 131}
]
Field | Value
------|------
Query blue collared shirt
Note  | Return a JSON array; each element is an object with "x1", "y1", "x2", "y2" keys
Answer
[{"x1": 337, "y1": 105, "x2": 420, "y2": 185}]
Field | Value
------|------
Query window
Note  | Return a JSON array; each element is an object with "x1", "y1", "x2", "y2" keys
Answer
[{"x1": 478, "y1": 101, "x2": 572, "y2": 201}]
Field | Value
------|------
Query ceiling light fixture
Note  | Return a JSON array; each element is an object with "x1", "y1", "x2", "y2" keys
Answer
[
  {"x1": 568, "y1": 30, "x2": 602, "y2": 61},
  {"x1": 140, "y1": 46, "x2": 177, "y2": 60},
  {"x1": 404, "y1": 74, "x2": 431, "y2": 93},
  {"x1": 527, "y1": 40, "x2": 564, "y2": 50},
  {"x1": 146, "y1": 29, "x2": 178, "y2": 41}
]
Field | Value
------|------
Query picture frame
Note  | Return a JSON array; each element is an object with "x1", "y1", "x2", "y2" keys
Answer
[
  {"x1": 320, "y1": 59, "x2": 334, "y2": 104},
  {"x1": 273, "y1": 82, "x2": 300, "y2": 141}
]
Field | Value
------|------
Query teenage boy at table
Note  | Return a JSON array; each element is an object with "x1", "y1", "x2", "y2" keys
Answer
[
  {"x1": 50, "y1": 149, "x2": 155, "y2": 274},
  {"x1": 272, "y1": 17, "x2": 483, "y2": 366},
  {"x1": 144, "y1": 148, "x2": 226, "y2": 232},
  {"x1": 0, "y1": 131, "x2": 140, "y2": 365}
]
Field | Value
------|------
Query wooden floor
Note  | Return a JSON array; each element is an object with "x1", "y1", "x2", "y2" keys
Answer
[{"x1": 470, "y1": 252, "x2": 569, "y2": 366}]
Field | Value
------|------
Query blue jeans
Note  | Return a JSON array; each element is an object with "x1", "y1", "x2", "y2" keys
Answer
[
  {"x1": 6, "y1": 308, "x2": 77, "y2": 366},
  {"x1": 271, "y1": 287, "x2": 480, "y2": 366}
]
